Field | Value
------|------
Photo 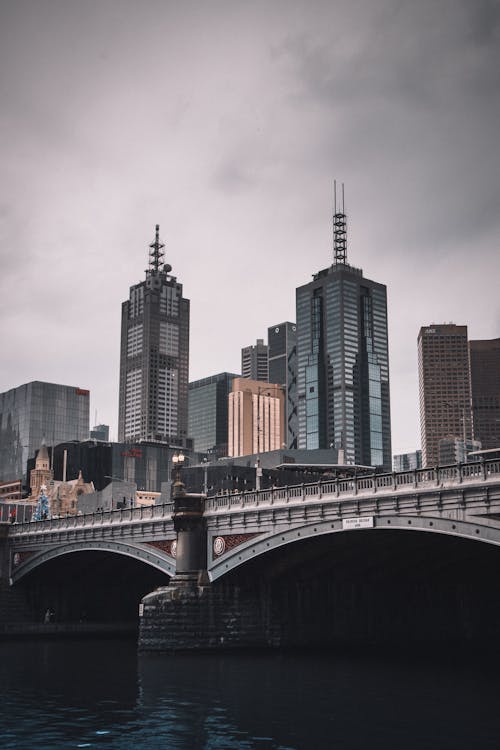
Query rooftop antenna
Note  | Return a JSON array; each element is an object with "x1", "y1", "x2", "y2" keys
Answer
[
  {"x1": 148, "y1": 224, "x2": 165, "y2": 273},
  {"x1": 333, "y1": 180, "x2": 347, "y2": 265}
]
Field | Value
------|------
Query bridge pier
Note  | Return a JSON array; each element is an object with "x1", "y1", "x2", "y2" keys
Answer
[{"x1": 138, "y1": 475, "x2": 270, "y2": 651}]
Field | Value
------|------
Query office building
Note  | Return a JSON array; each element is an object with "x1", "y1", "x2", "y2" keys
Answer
[
  {"x1": 90, "y1": 424, "x2": 110, "y2": 441},
  {"x1": 228, "y1": 378, "x2": 285, "y2": 457},
  {"x1": 31, "y1": 439, "x2": 187, "y2": 494},
  {"x1": 470, "y1": 338, "x2": 500, "y2": 449},
  {"x1": 268, "y1": 322, "x2": 298, "y2": 449},
  {"x1": 393, "y1": 450, "x2": 422, "y2": 472},
  {"x1": 438, "y1": 436, "x2": 481, "y2": 465},
  {"x1": 241, "y1": 339, "x2": 269, "y2": 382},
  {"x1": 296, "y1": 187, "x2": 391, "y2": 469},
  {"x1": 418, "y1": 324, "x2": 472, "y2": 468},
  {"x1": 0, "y1": 381, "x2": 90, "y2": 485},
  {"x1": 118, "y1": 225, "x2": 190, "y2": 445},
  {"x1": 188, "y1": 372, "x2": 239, "y2": 457}
]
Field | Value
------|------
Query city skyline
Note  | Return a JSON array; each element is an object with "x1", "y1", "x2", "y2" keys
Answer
[{"x1": 1, "y1": 1, "x2": 499, "y2": 455}]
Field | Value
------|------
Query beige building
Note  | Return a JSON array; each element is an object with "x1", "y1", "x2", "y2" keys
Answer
[
  {"x1": 228, "y1": 378, "x2": 285, "y2": 458},
  {"x1": 136, "y1": 490, "x2": 161, "y2": 506}
]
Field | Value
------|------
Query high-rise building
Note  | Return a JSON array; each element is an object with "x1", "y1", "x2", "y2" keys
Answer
[
  {"x1": 241, "y1": 339, "x2": 269, "y2": 382},
  {"x1": 118, "y1": 226, "x2": 190, "y2": 445},
  {"x1": 268, "y1": 322, "x2": 298, "y2": 449},
  {"x1": 418, "y1": 324, "x2": 472, "y2": 467},
  {"x1": 469, "y1": 338, "x2": 500, "y2": 449},
  {"x1": 0, "y1": 381, "x2": 90, "y2": 485},
  {"x1": 90, "y1": 424, "x2": 110, "y2": 441},
  {"x1": 188, "y1": 372, "x2": 239, "y2": 457},
  {"x1": 228, "y1": 378, "x2": 285, "y2": 458},
  {"x1": 295, "y1": 186, "x2": 391, "y2": 469},
  {"x1": 393, "y1": 450, "x2": 422, "y2": 472},
  {"x1": 438, "y1": 436, "x2": 481, "y2": 465}
]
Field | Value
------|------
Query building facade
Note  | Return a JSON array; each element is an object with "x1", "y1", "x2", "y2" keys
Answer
[
  {"x1": 90, "y1": 424, "x2": 110, "y2": 441},
  {"x1": 470, "y1": 338, "x2": 500, "y2": 450},
  {"x1": 268, "y1": 322, "x2": 298, "y2": 449},
  {"x1": 0, "y1": 381, "x2": 90, "y2": 485},
  {"x1": 118, "y1": 225, "x2": 190, "y2": 445},
  {"x1": 241, "y1": 339, "x2": 269, "y2": 382},
  {"x1": 188, "y1": 372, "x2": 239, "y2": 457},
  {"x1": 392, "y1": 450, "x2": 422, "y2": 472},
  {"x1": 438, "y1": 437, "x2": 482, "y2": 465},
  {"x1": 295, "y1": 200, "x2": 391, "y2": 470},
  {"x1": 228, "y1": 378, "x2": 285, "y2": 458},
  {"x1": 40, "y1": 439, "x2": 186, "y2": 494},
  {"x1": 418, "y1": 324, "x2": 472, "y2": 468}
]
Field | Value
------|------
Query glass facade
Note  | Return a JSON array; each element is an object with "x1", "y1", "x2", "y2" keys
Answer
[
  {"x1": 44, "y1": 440, "x2": 175, "y2": 493},
  {"x1": 0, "y1": 381, "x2": 90, "y2": 485},
  {"x1": 188, "y1": 373, "x2": 239, "y2": 456},
  {"x1": 296, "y1": 264, "x2": 391, "y2": 470},
  {"x1": 268, "y1": 322, "x2": 298, "y2": 449}
]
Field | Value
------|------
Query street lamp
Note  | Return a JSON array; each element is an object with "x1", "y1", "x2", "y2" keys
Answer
[
  {"x1": 201, "y1": 457, "x2": 209, "y2": 495},
  {"x1": 172, "y1": 451, "x2": 185, "y2": 493}
]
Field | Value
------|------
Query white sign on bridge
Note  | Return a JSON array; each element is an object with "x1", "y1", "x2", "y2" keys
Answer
[{"x1": 342, "y1": 516, "x2": 374, "y2": 530}]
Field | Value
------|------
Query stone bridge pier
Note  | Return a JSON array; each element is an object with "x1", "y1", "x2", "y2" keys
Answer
[{"x1": 138, "y1": 476, "x2": 271, "y2": 651}]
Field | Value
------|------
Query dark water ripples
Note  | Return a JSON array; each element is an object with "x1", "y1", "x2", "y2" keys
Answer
[{"x1": 1, "y1": 640, "x2": 500, "y2": 749}]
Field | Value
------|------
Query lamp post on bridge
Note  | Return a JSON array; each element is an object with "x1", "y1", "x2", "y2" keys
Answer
[{"x1": 170, "y1": 451, "x2": 207, "y2": 588}]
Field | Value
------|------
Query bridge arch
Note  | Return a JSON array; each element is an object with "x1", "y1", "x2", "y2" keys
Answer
[
  {"x1": 208, "y1": 514, "x2": 500, "y2": 581},
  {"x1": 11, "y1": 540, "x2": 175, "y2": 584}
]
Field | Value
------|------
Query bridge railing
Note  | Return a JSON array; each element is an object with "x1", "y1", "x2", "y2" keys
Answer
[
  {"x1": 9, "y1": 460, "x2": 500, "y2": 530},
  {"x1": 205, "y1": 459, "x2": 500, "y2": 512},
  {"x1": 8, "y1": 502, "x2": 174, "y2": 535}
]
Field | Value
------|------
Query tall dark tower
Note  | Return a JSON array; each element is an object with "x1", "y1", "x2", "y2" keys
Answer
[
  {"x1": 296, "y1": 184, "x2": 392, "y2": 469},
  {"x1": 118, "y1": 226, "x2": 190, "y2": 445}
]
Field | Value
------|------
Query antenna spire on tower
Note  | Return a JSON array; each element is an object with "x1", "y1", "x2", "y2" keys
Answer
[
  {"x1": 333, "y1": 180, "x2": 347, "y2": 265},
  {"x1": 148, "y1": 224, "x2": 165, "y2": 273}
]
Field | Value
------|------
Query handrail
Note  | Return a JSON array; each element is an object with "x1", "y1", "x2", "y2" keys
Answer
[{"x1": 8, "y1": 459, "x2": 500, "y2": 532}]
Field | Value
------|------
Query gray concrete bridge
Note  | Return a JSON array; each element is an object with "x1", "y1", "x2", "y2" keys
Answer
[{"x1": 6, "y1": 459, "x2": 500, "y2": 586}]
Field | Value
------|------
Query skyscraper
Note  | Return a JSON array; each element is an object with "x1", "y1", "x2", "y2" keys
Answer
[
  {"x1": 268, "y1": 322, "x2": 298, "y2": 449},
  {"x1": 241, "y1": 339, "x2": 269, "y2": 381},
  {"x1": 0, "y1": 381, "x2": 90, "y2": 484},
  {"x1": 469, "y1": 338, "x2": 500, "y2": 449},
  {"x1": 188, "y1": 372, "x2": 239, "y2": 457},
  {"x1": 418, "y1": 324, "x2": 471, "y2": 467},
  {"x1": 296, "y1": 186, "x2": 391, "y2": 469},
  {"x1": 228, "y1": 378, "x2": 285, "y2": 457},
  {"x1": 118, "y1": 226, "x2": 190, "y2": 445}
]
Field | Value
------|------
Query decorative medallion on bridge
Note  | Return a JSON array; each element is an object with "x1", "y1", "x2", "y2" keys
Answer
[
  {"x1": 211, "y1": 533, "x2": 261, "y2": 559},
  {"x1": 213, "y1": 536, "x2": 226, "y2": 556},
  {"x1": 171, "y1": 540, "x2": 177, "y2": 558},
  {"x1": 11, "y1": 551, "x2": 34, "y2": 568}
]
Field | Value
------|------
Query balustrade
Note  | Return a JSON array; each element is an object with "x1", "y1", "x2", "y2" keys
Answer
[{"x1": 8, "y1": 460, "x2": 500, "y2": 535}]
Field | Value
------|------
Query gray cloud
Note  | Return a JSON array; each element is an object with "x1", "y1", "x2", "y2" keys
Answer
[{"x1": 0, "y1": 0, "x2": 499, "y2": 453}]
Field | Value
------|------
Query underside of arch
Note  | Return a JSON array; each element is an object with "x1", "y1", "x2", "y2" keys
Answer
[
  {"x1": 11, "y1": 540, "x2": 175, "y2": 584},
  {"x1": 208, "y1": 514, "x2": 500, "y2": 581}
]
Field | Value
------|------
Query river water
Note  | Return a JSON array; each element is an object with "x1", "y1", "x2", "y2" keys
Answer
[{"x1": 0, "y1": 638, "x2": 499, "y2": 749}]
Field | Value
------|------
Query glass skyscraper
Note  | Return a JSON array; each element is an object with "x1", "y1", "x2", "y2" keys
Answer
[
  {"x1": 118, "y1": 226, "x2": 190, "y2": 445},
  {"x1": 295, "y1": 197, "x2": 391, "y2": 469},
  {"x1": 268, "y1": 322, "x2": 298, "y2": 449},
  {"x1": 0, "y1": 381, "x2": 90, "y2": 484},
  {"x1": 188, "y1": 372, "x2": 239, "y2": 457}
]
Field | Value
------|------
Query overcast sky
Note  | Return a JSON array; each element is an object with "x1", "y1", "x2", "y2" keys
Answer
[{"x1": 1, "y1": 0, "x2": 499, "y2": 454}]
